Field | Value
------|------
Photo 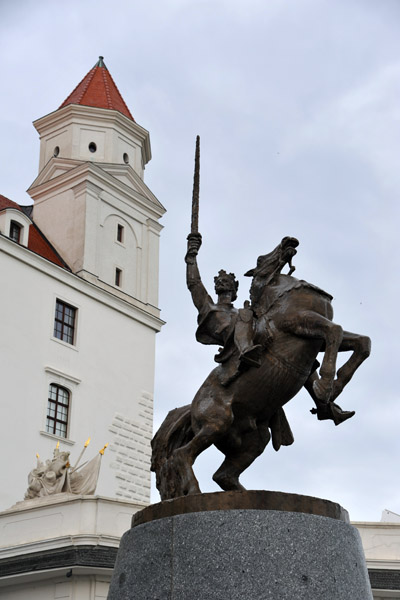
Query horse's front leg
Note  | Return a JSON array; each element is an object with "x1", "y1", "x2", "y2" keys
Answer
[
  {"x1": 331, "y1": 330, "x2": 371, "y2": 401},
  {"x1": 281, "y1": 310, "x2": 343, "y2": 402}
]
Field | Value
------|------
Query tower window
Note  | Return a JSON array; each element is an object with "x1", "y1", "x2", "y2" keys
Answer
[
  {"x1": 117, "y1": 224, "x2": 124, "y2": 243},
  {"x1": 123, "y1": 153, "x2": 129, "y2": 164},
  {"x1": 88, "y1": 142, "x2": 97, "y2": 153},
  {"x1": 9, "y1": 221, "x2": 22, "y2": 243},
  {"x1": 115, "y1": 268, "x2": 122, "y2": 287},
  {"x1": 46, "y1": 384, "x2": 70, "y2": 438},
  {"x1": 54, "y1": 300, "x2": 77, "y2": 345}
]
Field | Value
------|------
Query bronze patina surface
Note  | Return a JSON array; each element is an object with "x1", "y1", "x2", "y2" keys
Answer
[
  {"x1": 132, "y1": 490, "x2": 349, "y2": 527},
  {"x1": 151, "y1": 138, "x2": 371, "y2": 502}
]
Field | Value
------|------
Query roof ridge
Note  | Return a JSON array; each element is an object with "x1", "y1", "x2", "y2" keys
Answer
[
  {"x1": 75, "y1": 67, "x2": 96, "y2": 104},
  {"x1": 106, "y1": 68, "x2": 133, "y2": 120},
  {"x1": 102, "y1": 67, "x2": 113, "y2": 110}
]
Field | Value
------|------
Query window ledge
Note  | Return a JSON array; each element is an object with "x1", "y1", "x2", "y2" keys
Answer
[
  {"x1": 44, "y1": 366, "x2": 81, "y2": 385},
  {"x1": 40, "y1": 431, "x2": 76, "y2": 446},
  {"x1": 51, "y1": 336, "x2": 79, "y2": 352}
]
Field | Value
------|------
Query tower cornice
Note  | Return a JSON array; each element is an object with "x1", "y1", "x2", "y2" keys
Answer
[{"x1": 33, "y1": 104, "x2": 151, "y2": 166}]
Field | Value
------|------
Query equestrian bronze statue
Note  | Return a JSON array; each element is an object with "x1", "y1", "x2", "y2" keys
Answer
[{"x1": 151, "y1": 137, "x2": 371, "y2": 501}]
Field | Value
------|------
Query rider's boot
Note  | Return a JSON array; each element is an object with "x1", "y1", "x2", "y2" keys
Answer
[{"x1": 311, "y1": 401, "x2": 355, "y2": 426}]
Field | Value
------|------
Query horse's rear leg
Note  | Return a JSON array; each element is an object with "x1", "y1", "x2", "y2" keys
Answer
[
  {"x1": 331, "y1": 330, "x2": 371, "y2": 401},
  {"x1": 168, "y1": 397, "x2": 234, "y2": 498},
  {"x1": 213, "y1": 423, "x2": 271, "y2": 491},
  {"x1": 282, "y1": 310, "x2": 343, "y2": 402}
]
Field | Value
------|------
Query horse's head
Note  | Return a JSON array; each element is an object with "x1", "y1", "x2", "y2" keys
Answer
[
  {"x1": 245, "y1": 237, "x2": 299, "y2": 308},
  {"x1": 245, "y1": 237, "x2": 299, "y2": 279}
]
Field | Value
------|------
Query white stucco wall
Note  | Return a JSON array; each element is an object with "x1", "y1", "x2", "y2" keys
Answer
[
  {"x1": 30, "y1": 166, "x2": 163, "y2": 307},
  {"x1": 0, "y1": 237, "x2": 162, "y2": 510}
]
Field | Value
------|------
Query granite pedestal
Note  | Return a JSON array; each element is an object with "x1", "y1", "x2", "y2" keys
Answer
[{"x1": 107, "y1": 490, "x2": 373, "y2": 600}]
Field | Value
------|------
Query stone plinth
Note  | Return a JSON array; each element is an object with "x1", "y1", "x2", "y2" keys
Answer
[{"x1": 107, "y1": 490, "x2": 373, "y2": 600}]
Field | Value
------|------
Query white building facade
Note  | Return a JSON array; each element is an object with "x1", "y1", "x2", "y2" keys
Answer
[{"x1": 0, "y1": 57, "x2": 165, "y2": 598}]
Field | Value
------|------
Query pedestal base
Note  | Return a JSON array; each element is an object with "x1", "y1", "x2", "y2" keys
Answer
[{"x1": 108, "y1": 491, "x2": 373, "y2": 600}]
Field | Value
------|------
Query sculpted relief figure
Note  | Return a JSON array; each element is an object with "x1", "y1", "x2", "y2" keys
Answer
[
  {"x1": 24, "y1": 441, "x2": 108, "y2": 501},
  {"x1": 151, "y1": 138, "x2": 371, "y2": 501},
  {"x1": 25, "y1": 447, "x2": 70, "y2": 499}
]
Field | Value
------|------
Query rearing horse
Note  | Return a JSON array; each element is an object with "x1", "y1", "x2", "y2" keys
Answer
[{"x1": 151, "y1": 237, "x2": 371, "y2": 501}]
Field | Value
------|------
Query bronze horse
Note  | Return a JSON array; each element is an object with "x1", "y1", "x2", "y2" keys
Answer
[{"x1": 151, "y1": 237, "x2": 371, "y2": 501}]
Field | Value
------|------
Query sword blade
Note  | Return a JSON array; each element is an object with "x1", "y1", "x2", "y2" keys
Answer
[{"x1": 191, "y1": 135, "x2": 200, "y2": 233}]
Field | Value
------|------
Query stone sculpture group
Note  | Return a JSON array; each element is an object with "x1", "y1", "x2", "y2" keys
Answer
[{"x1": 24, "y1": 440, "x2": 108, "y2": 500}]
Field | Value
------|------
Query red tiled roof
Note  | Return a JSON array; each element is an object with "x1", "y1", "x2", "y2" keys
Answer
[
  {"x1": 59, "y1": 57, "x2": 134, "y2": 121},
  {"x1": 0, "y1": 194, "x2": 23, "y2": 212},
  {"x1": 0, "y1": 194, "x2": 69, "y2": 269},
  {"x1": 28, "y1": 224, "x2": 68, "y2": 269}
]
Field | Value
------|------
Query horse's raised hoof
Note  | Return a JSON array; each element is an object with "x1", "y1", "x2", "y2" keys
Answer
[{"x1": 330, "y1": 402, "x2": 355, "y2": 426}]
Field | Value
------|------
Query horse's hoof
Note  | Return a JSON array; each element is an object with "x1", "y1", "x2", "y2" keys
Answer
[
  {"x1": 213, "y1": 471, "x2": 246, "y2": 492},
  {"x1": 330, "y1": 403, "x2": 355, "y2": 426}
]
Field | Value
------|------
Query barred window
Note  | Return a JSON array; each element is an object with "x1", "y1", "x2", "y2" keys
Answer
[
  {"x1": 54, "y1": 300, "x2": 76, "y2": 345},
  {"x1": 10, "y1": 221, "x2": 22, "y2": 243},
  {"x1": 46, "y1": 384, "x2": 70, "y2": 438}
]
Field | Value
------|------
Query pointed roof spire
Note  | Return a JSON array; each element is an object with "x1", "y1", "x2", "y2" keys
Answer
[
  {"x1": 96, "y1": 56, "x2": 106, "y2": 68},
  {"x1": 59, "y1": 57, "x2": 134, "y2": 121}
]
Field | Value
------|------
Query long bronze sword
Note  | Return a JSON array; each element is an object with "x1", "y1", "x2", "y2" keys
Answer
[{"x1": 191, "y1": 135, "x2": 200, "y2": 234}]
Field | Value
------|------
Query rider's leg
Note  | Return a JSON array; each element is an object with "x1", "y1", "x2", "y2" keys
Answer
[
  {"x1": 213, "y1": 422, "x2": 271, "y2": 491},
  {"x1": 234, "y1": 302, "x2": 262, "y2": 368}
]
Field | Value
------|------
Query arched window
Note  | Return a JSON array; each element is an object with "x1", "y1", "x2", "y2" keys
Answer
[
  {"x1": 9, "y1": 221, "x2": 22, "y2": 243},
  {"x1": 46, "y1": 384, "x2": 70, "y2": 438}
]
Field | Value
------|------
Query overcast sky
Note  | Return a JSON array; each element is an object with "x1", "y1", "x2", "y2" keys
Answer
[{"x1": 1, "y1": 0, "x2": 399, "y2": 521}]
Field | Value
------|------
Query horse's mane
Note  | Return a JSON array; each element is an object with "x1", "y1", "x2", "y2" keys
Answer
[{"x1": 252, "y1": 275, "x2": 333, "y2": 316}]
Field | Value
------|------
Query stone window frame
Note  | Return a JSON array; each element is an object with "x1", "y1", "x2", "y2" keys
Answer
[
  {"x1": 40, "y1": 366, "x2": 81, "y2": 445},
  {"x1": 46, "y1": 383, "x2": 70, "y2": 438}
]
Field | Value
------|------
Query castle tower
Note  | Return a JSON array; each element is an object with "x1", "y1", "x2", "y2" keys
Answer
[
  {"x1": 0, "y1": 58, "x2": 165, "y2": 509},
  {"x1": 29, "y1": 57, "x2": 163, "y2": 307}
]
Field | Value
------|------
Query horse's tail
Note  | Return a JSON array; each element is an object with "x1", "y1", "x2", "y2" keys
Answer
[{"x1": 151, "y1": 404, "x2": 194, "y2": 499}]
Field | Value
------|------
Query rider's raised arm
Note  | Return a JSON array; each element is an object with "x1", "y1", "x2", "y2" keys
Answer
[{"x1": 185, "y1": 233, "x2": 212, "y2": 311}]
